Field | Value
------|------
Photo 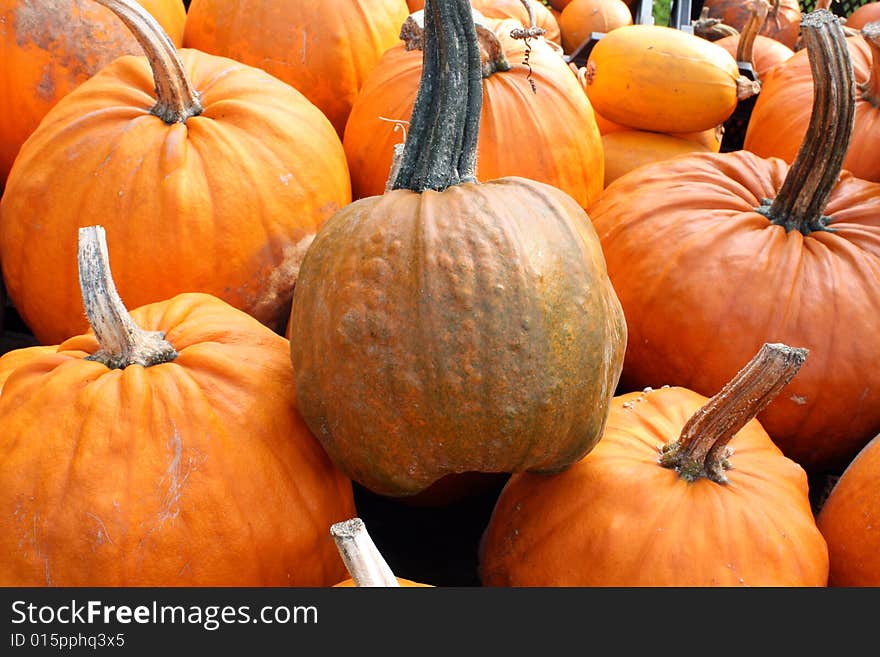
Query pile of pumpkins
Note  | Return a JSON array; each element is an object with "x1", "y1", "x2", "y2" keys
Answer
[{"x1": 0, "y1": 0, "x2": 879, "y2": 588}]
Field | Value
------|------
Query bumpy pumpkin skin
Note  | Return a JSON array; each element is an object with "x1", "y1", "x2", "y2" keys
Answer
[
  {"x1": 480, "y1": 387, "x2": 829, "y2": 586},
  {"x1": 182, "y1": 0, "x2": 410, "y2": 137},
  {"x1": 0, "y1": 0, "x2": 186, "y2": 183},
  {"x1": 0, "y1": 51, "x2": 351, "y2": 345},
  {"x1": 744, "y1": 37, "x2": 880, "y2": 183},
  {"x1": 290, "y1": 179, "x2": 627, "y2": 498},
  {"x1": 816, "y1": 433, "x2": 880, "y2": 586},
  {"x1": 0, "y1": 292, "x2": 356, "y2": 586},
  {"x1": 343, "y1": 26, "x2": 605, "y2": 209},
  {"x1": 590, "y1": 151, "x2": 880, "y2": 474}
]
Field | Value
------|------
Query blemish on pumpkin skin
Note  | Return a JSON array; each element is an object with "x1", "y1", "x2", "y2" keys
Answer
[
  {"x1": 157, "y1": 429, "x2": 204, "y2": 529},
  {"x1": 86, "y1": 511, "x2": 113, "y2": 547},
  {"x1": 790, "y1": 394, "x2": 807, "y2": 405},
  {"x1": 246, "y1": 233, "x2": 316, "y2": 332}
]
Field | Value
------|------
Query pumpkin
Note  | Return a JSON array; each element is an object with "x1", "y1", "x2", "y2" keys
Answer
[
  {"x1": 601, "y1": 130, "x2": 711, "y2": 188},
  {"x1": 816, "y1": 432, "x2": 880, "y2": 585},
  {"x1": 479, "y1": 343, "x2": 829, "y2": 586},
  {"x1": 558, "y1": 0, "x2": 633, "y2": 55},
  {"x1": 702, "y1": 0, "x2": 801, "y2": 49},
  {"x1": 182, "y1": 0, "x2": 410, "y2": 138},
  {"x1": 846, "y1": 2, "x2": 880, "y2": 30},
  {"x1": 0, "y1": 0, "x2": 186, "y2": 184},
  {"x1": 289, "y1": 0, "x2": 627, "y2": 498},
  {"x1": 332, "y1": 518, "x2": 431, "y2": 587},
  {"x1": 470, "y1": 0, "x2": 562, "y2": 44},
  {"x1": 744, "y1": 22, "x2": 880, "y2": 183},
  {"x1": 588, "y1": 11, "x2": 880, "y2": 474},
  {"x1": 583, "y1": 24, "x2": 760, "y2": 133},
  {"x1": 714, "y1": 0, "x2": 794, "y2": 79},
  {"x1": 0, "y1": 225, "x2": 356, "y2": 586},
  {"x1": 0, "y1": 0, "x2": 351, "y2": 345},
  {"x1": 343, "y1": 15, "x2": 605, "y2": 208}
]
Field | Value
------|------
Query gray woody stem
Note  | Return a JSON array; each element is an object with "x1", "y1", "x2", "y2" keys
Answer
[
  {"x1": 78, "y1": 226, "x2": 178, "y2": 369},
  {"x1": 331, "y1": 518, "x2": 401, "y2": 587},
  {"x1": 93, "y1": 0, "x2": 202, "y2": 123},
  {"x1": 659, "y1": 343, "x2": 808, "y2": 484}
]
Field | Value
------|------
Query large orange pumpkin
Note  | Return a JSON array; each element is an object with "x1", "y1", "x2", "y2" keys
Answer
[
  {"x1": 0, "y1": 0, "x2": 351, "y2": 345},
  {"x1": 816, "y1": 432, "x2": 880, "y2": 585},
  {"x1": 343, "y1": 15, "x2": 605, "y2": 208},
  {"x1": 182, "y1": 0, "x2": 410, "y2": 137},
  {"x1": 588, "y1": 11, "x2": 880, "y2": 474},
  {"x1": 744, "y1": 22, "x2": 880, "y2": 183},
  {"x1": 290, "y1": 0, "x2": 626, "y2": 498},
  {"x1": 479, "y1": 344, "x2": 829, "y2": 586},
  {"x1": 0, "y1": 0, "x2": 185, "y2": 184},
  {"x1": 0, "y1": 226, "x2": 356, "y2": 586}
]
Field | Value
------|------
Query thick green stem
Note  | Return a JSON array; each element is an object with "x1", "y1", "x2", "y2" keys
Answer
[
  {"x1": 392, "y1": 0, "x2": 483, "y2": 192},
  {"x1": 331, "y1": 518, "x2": 400, "y2": 587},
  {"x1": 78, "y1": 226, "x2": 177, "y2": 369},
  {"x1": 757, "y1": 10, "x2": 854, "y2": 234},
  {"x1": 93, "y1": 0, "x2": 202, "y2": 123},
  {"x1": 659, "y1": 343, "x2": 807, "y2": 483},
  {"x1": 859, "y1": 22, "x2": 880, "y2": 107}
]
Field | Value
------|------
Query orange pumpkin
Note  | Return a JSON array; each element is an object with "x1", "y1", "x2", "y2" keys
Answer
[
  {"x1": 331, "y1": 518, "x2": 432, "y2": 587},
  {"x1": 343, "y1": 17, "x2": 604, "y2": 208},
  {"x1": 816, "y1": 432, "x2": 880, "y2": 585},
  {"x1": 601, "y1": 130, "x2": 711, "y2": 187},
  {"x1": 0, "y1": 0, "x2": 351, "y2": 345},
  {"x1": 0, "y1": 0, "x2": 186, "y2": 184},
  {"x1": 845, "y1": 2, "x2": 880, "y2": 30},
  {"x1": 583, "y1": 24, "x2": 758, "y2": 133},
  {"x1": 703, "y1": 0, "x2": 801, "y2": 49},
  {"x1": 480, "y1": 344, "x2": 829, "y2": 586},
  {"x1": 588, "y1": 12, "x2": 880, "y2": 474},
  {"x1": 182, "y1": 0, "x2": 410, "y2": 137},
  {"x1": 290, "y1": 0, "x2": 626, "y2": 498},
  {"x1": 744, "y1": 23, "x2": 880, "y2": 183},
  {"x1": 713, "y1": 0, "x2": 794, "y2": 78},
  {"x1": 0, "y1": 226, "x2": 356, "y2": 586},
  {"x1": 558, "y1": 0, "x2": 633, "y2": 55},
  {"x1": 470, "y1": 0, "x2": 562, "y2": 44}
]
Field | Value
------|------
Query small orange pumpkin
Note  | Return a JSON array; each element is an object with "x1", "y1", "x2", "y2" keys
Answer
[
  {"x1": 558, "y1": 0, "x2": 633, "y2": 55},
  {"x1": 0, "y1": 226, "x2": 356, "y2": 586},
  {"x1": 479, "y1": 344, "x2": 829, "y2": 586}
]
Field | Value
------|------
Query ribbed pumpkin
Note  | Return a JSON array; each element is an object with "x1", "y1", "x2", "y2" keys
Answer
[
  {"x1": 0, "y1": 0, "x2": 185, "y2": 183},
  {"x1": 480, "y1": 344, "x2": 830, "y2": 586},
  {"x1": 744, "y1": 22, "x2": 880, "y2": 183},
  {"x1": 0, "y1": 226, "x2": 356, "y2": 586},
  {"x1": 816, "y1": 432, "x2": 880, "y2": 585},
  {"x1": 290, "y1": 0, "x2": 626, "y2": 498},
  {"x1": 703, "y1": 0, "x2": 801, "y2": 49},
  {"x1": 583, "y1": 24, "x2": 759, "y2": 133},
  {"x1": 588, "y1": 11, "x2": 880, "y2": 474},
  {"x1": 558, "y1": 0, "x2": 633, "y2": 55},
  {"x1": 714, "y1": 0, "x2": 794, "y2": 79},
  {"x1": 0, "y1": 0, "x2": 351, "y2": 345},
  {"x1": 331, "y1": 518, "x2": 432, "y2": 587},
  {"x1": 602, "y1": 130, "x2": 712, "y2": 187},
  {"x1": 182, "y1": 0, "x2": 409, "y2": 137},
  {"x1": 343, "y1": 15, "x2": 604, "y2": 208}
]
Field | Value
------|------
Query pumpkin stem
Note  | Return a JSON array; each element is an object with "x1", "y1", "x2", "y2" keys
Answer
[
  {"x1": 392, "y1": 0, "x2": 483, "y2": 192},
  {"x1": 400, "y1": 9, "x2": 512, "y2": 78},
  {"x1": 78, "y1": 226, "x2": 178, "y2": 369},
  {"x1": 330, "y1": 518, "x2": 401, "y2": 587},
  {"x1": 693, "y1": 7, "x2": 740, "y2": 41},
  {"x1": 93, "y1": 0, "x2": 202, "y2": 123},
  {"x1": 756, "y1": 10, "x2": 854, "y2": 235},
  {"x1": 658, "y1": 343, "x2": 807, "y2": 484},
  {"x1": 737, "y1": 0, "x2": 771, "y2": 69},
  {"x1": 858, "y1": 22, "x2": 880, "y2": 107}
]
